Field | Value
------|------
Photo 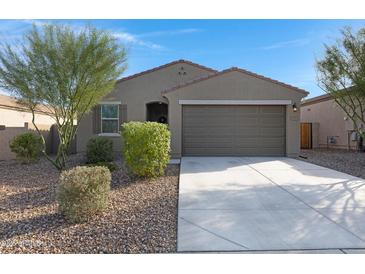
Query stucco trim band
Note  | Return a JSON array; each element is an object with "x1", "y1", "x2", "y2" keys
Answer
[{"x1": 178, "y1": 99, "x2": 292, "y2": 105}]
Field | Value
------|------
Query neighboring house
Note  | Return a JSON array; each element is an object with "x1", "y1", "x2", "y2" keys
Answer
[
  {"x1": 0, "y1": 94, "x2": 54, "y2": 128},
  {"x1": 300, "y1": 94, "x2": 358, "y2": 150},
  {"x1": 77, "y1": 59, "x2": 308, "y2": 158},
  {"x1": 0, "y1": 94, "x2": 55, "y2": 160}
]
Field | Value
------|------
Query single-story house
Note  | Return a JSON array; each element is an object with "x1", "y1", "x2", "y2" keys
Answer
[
  {"x1": 77, "y1": 59, "x2": 308, "y2": 158},
  {"x1": 0, "y1": 94, "x2": 54, "y2": 128},
  {"x1": 300, "y1": 93, "x2": 359, "y2": 150}
]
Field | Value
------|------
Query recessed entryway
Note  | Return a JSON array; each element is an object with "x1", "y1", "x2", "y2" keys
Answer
[
  {"x1": 178, "y1": 157, "x2": 365, "y2": 252},
  {"x1": 146, "y1": 102, "x2": 168, "y2": 124}
]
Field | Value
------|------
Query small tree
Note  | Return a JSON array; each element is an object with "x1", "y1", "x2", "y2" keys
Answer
[
  {"x1": 316, "y1": 26, "x2": 365, "y2": 148},
  {"x1": 0, "y1": 24, "x2": 127, "y2": 170}
]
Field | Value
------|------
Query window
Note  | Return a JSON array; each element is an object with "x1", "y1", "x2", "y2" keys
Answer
[{"x1": 101, "y1": 104, "x2": 119, "y2": 133}]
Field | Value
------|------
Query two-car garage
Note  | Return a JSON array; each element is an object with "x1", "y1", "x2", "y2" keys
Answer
[
  {"x1": 162, "y1": 67, "x2": 308, "y2": 158},
  {"x1": 182, "y1": 105, "x2": 286, "y2": 156}
]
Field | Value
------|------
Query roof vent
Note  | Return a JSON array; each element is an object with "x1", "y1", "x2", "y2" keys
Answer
[{"x1": 178, "y1": 66, "x2": 187, "y2": 75}]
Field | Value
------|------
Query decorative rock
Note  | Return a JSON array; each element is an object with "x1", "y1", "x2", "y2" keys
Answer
[{"x1": 0, "y1": 154, "x2": 179, "y2": 253}]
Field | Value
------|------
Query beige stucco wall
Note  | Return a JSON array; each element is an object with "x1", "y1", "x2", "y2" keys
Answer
[
  {"x1": 0, "y1": 126, "x2": 28, "y2": 161},
  {"x1": 164, "y1": 71, "x2": 306, "y2": 158},
  {"x1": 0, "y1": 108, "x2": 54, "y2": 161},
  {"x1": 76, "y1": 62, "x2": 214, "y2": 152},
  {"x1": 301, "y1": 99, "x2": 356, "y2": 149},
  {"x1": 0, "y1": 108, "x2": 54, "y2": 127},
  {"x1": 0, "y1": 123, "x2": 52, "y2": 161}
]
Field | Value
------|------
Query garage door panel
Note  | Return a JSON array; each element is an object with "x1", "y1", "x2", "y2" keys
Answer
[
  {"x1": 236, "y1": 118, "x2": 260, "y2": 126},
  {"x1": 184, "y1": 142, "x2": 233, "y2": 148},
  {"x1": 236, "y1": 138, "x2": 285, "y2": 148},
  {"x1": 236, "y1": 107, "x2": 259, "y2": 114},
  {"x1": 182, "y1": 105, "x2": 285, "y2": 156},
  {"x1": 183, "y1": 107, "x2": 234, "y2": 115},
  {"x1": 261, "y1": 138, "x2": 285, "y2": 148},
  {"x1": 183, "y1": 111, "x2": 234, "y2": 117},
  {"x1": 235, "y1": 131, "x2": 261, "y2": 137},
  {"x1": 184, "y1": 135, "x2": 233, "y2": 141},
  {"x1": 261, "y1": 128, "x2": 285, "y2": 136},
  {"x1": 184, "y1": 128, "x2": 233, "y2": 136},
  {"x1": 234, "y1": 138, "x2": 263, "y2": 146},
  {"x1": 260, "y1": 117, "x2": 285, "y2": 126},
  {"x1": 260, "y1": 106, "x2": 285, "y2": 113},
  {"x1": 183, "y1": 119, "x2": 233, "y2": 126}
]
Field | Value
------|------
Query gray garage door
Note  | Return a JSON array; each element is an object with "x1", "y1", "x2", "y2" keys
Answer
[{"x1": 182, "y1": 105, "x2": 286, "y2": 156}]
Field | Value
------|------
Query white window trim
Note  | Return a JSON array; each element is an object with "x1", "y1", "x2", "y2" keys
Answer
[
  {"x1": 100, "y1": 104, "x2": 120, "y2": 135},
  {"x1": 100, "y1": 101, "x2": 122, "y2": 105},
  {"x1": 98, "y1": 133, "x2": 120, "y2": 137},
  {"x1": 178, "y1": 100, "x2": 292, "y2": 105}
]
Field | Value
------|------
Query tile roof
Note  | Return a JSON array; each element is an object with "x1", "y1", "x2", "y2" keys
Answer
[
  {"x1": 161, "y1": 67, "x2": 309, "y2": 95},
  {"x1": 301, "y1": 93, "x2": 332, "y2": 106},
  {"x1": 0, "y1": 94, "x2": 52, "y2": 114},
  {"x1": 117, "y1": 59, "x2": 217, "y2": 83}
]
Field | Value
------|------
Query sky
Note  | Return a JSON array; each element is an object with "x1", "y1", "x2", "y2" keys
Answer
[{"x1": 1, "y1": 19, "x2": 365, "y2": 98}]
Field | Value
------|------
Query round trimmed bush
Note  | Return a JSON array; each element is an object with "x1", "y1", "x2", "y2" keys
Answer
[
  {"x1": 122, "y1": 121, "x2": 170, "y2": 177},
  {"x1": 86, "y1": 161, "x2": 117, "y2": 172},
  {"x1": 9, "y1": 132, "x2": 43, "y2": 162},
  {"x1": 57, "y1": 166, "x2": 111, "y2": 223},
  {"x1": 86, "y1": 136, "x2": 113, "y2": 163}
]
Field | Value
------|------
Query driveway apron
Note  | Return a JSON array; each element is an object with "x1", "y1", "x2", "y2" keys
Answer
[{"x1": 177, "y1": 157, "x2": 365, "y2": 252}]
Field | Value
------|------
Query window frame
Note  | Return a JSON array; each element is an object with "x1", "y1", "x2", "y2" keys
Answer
[{"x1": 100, "y1": 104, "x2": 120, "y2": 135}]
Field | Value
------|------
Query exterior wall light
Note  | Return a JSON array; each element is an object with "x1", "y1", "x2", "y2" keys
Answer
[{"x1": 292, "y1": 103, "x2": 298, "y2": 112}]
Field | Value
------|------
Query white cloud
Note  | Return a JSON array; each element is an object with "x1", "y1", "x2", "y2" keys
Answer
[
  {"x1": 112, "y1": 31, "x2": 165, "y2": 50},
  {"x1": 261, "y1": 38, "x2": 310, "y2": 50},
  {"x1": 137, "y1": 28, "x2": 202, "y2": 38},
  {"x1": 0, "y1": 20, "x2": 166, "y2": 51},
  {"x1": 22, "y1": 19, "x2": 48, "y2": 27}
]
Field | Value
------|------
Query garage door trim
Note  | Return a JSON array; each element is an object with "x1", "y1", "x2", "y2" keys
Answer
[{"x1": 179, "y1": 99, "x2": 292, "y2": 105}]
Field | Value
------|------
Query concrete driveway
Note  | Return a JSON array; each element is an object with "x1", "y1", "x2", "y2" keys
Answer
[{"x1": 177, "y1": 157, "x2": 365, "y2": 252}]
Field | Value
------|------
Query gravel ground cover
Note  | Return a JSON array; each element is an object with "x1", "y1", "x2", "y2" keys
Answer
[
  {"x1": 299, "y1": 149, "x2": 365, "y2": 179},
  {"x1": 0, "y1": 155, "x2": 179, "y2": 253}
]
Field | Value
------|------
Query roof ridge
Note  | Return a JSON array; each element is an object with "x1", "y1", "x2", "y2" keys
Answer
[
  {"x1": 162, "y1": 66, "x2": 309, "y2": 95},
  {"x1": 161, "y1": 69, "x2": 229, "y2": 94},
  {"x1": 233, "y1": 67, "x2": 308, "y2": 95},
  {"x1": 117, "y1": 59, "x2": 217, "y2": 83},
  {"x1": 301, "y1": 93, "x2": 331, "y2": 106}
]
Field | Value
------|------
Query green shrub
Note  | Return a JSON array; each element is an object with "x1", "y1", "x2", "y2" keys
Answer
[
  {"x1": 57, "y1": 166, "x2": 111, "y2": 223},
  {"x1": 122, "y1": 121, "x2": 170, "y2": 177},
  {"x1": 86, "y1": 161, "x2": 117, "y2": 172},
  {"x1": 86, "y1": 136, "x2": 113, "y2": 163},
  {"x1": 9, "y1": 132, "x2": 43, "y2": 162}
]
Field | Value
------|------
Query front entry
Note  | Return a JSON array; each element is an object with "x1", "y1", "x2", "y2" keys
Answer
[{"x1": 146, "y1": 102, "x2": 168, "y2": 124}]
